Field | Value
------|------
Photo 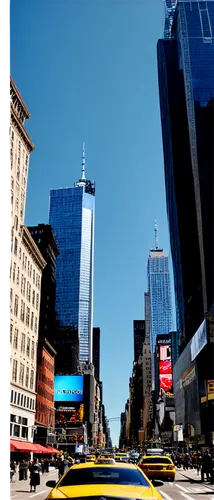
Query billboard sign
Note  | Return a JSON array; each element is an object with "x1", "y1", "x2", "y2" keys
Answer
[
  {"x1": 191, "y1": 320, "x2": 207, "y2": 361},
  {"x1": 159, "y1": 344, "x2": 173, "y2": 393},
  {"x1": 54, "y1": 375, "x2": 83, "y2": 402}
]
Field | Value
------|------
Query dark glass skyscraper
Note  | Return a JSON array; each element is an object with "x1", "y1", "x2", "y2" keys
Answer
[
  {"x1": 133, "y1": 320, "x2": 145, "y2": 362},
  {"x1": 158, "y1": 0, "x2": 214, "y2": 350},
  {"x1": 49, "y1": 146, "x2": 95, "y2": 363}
]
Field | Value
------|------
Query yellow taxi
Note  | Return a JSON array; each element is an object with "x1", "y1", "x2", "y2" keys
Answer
[
  {"x1": 114, "y1": 452, "x2": 129, "y2": 463},
  {"x1": 85, "y1": 454, "x2": 96, "y2": 462},
  {"x1": 138, "y1": 455, "x2": 176, "y2": 482},
  {"x1": 45, "y1": 461, "x2": 163, "y2": 499}
]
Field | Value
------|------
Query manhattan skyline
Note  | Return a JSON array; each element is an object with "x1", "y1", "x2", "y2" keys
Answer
[{"x1": 10, "y1": 0, "x2": 174, "y2": 444}]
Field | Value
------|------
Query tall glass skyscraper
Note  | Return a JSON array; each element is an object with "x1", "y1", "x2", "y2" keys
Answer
[
  {"x1": 157, "y1": 0, "x2": 214, "y2": 350},
  {"x1": 147, "y1": 237, "x2": 173, "y2": 353},
  {"x1": 49, "y1": 146, "x2": 95, "y2": 363}
]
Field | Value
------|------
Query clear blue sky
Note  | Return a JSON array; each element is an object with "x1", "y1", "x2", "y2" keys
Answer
[{"x1": 11, "y1": 0, "x2": 174, "y2": 446}]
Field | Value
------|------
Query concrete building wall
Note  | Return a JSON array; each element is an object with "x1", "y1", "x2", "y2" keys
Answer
[{"x1": 10, "y1": 78, "x2": 46, "y2": 442}]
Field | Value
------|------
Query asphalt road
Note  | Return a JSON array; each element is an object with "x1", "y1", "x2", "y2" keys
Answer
[
  {"x1": 10, "y1": 466, "x2": 214, "y2": 500},
  {"x1": 157, "y1": 469, "x2": 214, "y2": 500}
]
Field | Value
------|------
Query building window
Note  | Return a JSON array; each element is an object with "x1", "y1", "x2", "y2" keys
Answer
[
  {"x1": 20, "y1": 333, "x2": 26, "y2": 354},
  {"x1": 22, "y1": 426, "x2": 28, "y2": 439},
  {"x1": 20, "y1": 300, "x2": 25, "y2": 322},
  {"x1": 36, "y1": 294, "x2": 39, "y2": 311},
  {"x1": 12, "y1": 262, "x2": 16, "y2": 282},
  {"x1": 25, "y1": 366, "x2": 29, "y2": 387},
  {"x1": 19, "y1": 248, "x2": 21, "y2": 260},
  {"x1": 28, "y1": 283, "x2": 31, "y2": 302},
  {"x1": 19, "y1": 363, "x2": 24, "y2": 385},
  {"x1": 32, "y1": 290, "x2": 35, "y2": 307},
  {"x1": 12, "y1": 359, "x2": 18, "y2": 382},
  {"x1": 10, "y1": 289, "x2": 13, "y2": 312},
  {"x1": 27, "y1": 397, "x2": 29, "y2": 408},
  {"x1": 10, "y1": 390, "x2": 13, "y2": 403},
  {"x1": 22, "y1": 253, "x2": 25, "y2": 268},
  {"x1": 20, "y1": 394, "x2": 23, "y2": 406},
  {"x1": 13, "y1": 328, "x2": 18, "y2": 350},
  {"x1": 10, "y1": 324, "x2": 13, "y2": 344},
  {"x1": 31, "y1": 312, "x2": 34, "y2": 330},
  {"x1": 17, "y1": 393, "x2": 20, "y2": 406},
  {"x1": 34, "y1": 317, "x2": 38, "y2": 334},
  {"x1": 26, "y1": 338, "x2": 30, "y2": 357},
  {"x1": 33, "y1": 269, "x2": 35, "y2": 284},
  {"x1": 24, "y1": 256, "x2": 27, "y2": 271},
  {"x1": 14, "y1": 295, "x2": 19, "y2": 317},
  {"x1": 26, "y1": 307, "x2": 30, "y2": 327},
  {"x1": 23, "y1": 277, "x2": 26, "y2": 295},
  {"x1": 14, "y1": 215, "x2": 18, "y2": 231},
  {"x1": 27, "y1": 261, "x2": 30, "y2": 276},
  {"x1": 30, "y1": 370, "x2": 34, "y2": 390},
  {"x1": 31, "y1": 341, "x2": 35, "y2": 360},
  {"x1": 13, "y1": 425, "x2": 20, "y2": 438},
  {"x1": 16, "y1": 267, "x2": 19, "y2": 285},
  {"x1": 14, "y1": 237, "x2": 18, "y2": 256},
  {"x1": 14, "y1": 392, "x2": 17, "y2": 404}
]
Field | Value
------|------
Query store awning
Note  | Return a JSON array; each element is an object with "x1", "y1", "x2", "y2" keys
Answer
[
  {"x1": 10, "y1": 440, "x2": 38, "y2": 453},
  {"x1": 45, "y1": 445, "x2": 59, "y2": 454},
  {"x1": 33, "y1": 444, "x2": 50, "y2": 454}
]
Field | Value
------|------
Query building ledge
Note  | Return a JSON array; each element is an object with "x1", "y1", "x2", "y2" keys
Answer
[{"x1": 21, "y1": 226, "x2": 46, "y2": 271}]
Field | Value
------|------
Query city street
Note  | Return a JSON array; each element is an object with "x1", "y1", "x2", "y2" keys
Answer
[{"x1": 10, "y1": 467, "x2": 214, "y2": 500}]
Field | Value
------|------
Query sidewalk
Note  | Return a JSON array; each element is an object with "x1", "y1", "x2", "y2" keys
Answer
[
  {"x1": 10, "y1": 467, "x2": 58, "y2": 499},
  {"x1": 177, "y1": 467, "x2": 214, "y2": 491}
]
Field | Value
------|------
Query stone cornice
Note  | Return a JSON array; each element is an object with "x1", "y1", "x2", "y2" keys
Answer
[
  {"x1": 11, "y1": 108, "x2": 35, "y2": 152},
  {"x1": 21, "y1": 226, "x2": 46, "y2": 271},
  {"x1": 10, "y1": 77, "x2": 30, "y2": 118}
]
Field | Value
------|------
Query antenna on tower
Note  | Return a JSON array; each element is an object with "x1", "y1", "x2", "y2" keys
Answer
[
  {"x1": 81, "y1": 142, "x2": 86, "y2": 180},
  {"x1": 154, "y1": 220, "x2": 159, "y2": 250}
]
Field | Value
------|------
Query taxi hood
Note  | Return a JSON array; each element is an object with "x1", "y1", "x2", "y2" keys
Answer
[{"x1": 52, "y1": 483, "x2": 156, "y2": 499}]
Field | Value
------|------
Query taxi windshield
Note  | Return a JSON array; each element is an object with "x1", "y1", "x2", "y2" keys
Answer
[
  {"x1": 59, "y1": 467, "x2": 149, "y2": 487},
  {"x1": 142, "y1": 457, "x2": 172, "y2": 464}
]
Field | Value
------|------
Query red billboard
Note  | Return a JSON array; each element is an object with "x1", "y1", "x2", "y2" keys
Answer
[{"x1": 159, "y1": 344, "x2": 173, "y2": 393}]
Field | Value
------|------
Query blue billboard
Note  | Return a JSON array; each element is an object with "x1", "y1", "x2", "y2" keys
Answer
[{"x1": 54, "y1": 376, "x2": 84, "y2": 402}]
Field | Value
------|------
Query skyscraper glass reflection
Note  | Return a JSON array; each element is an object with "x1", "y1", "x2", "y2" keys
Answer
[
  {"x1": 158, "y1": 0, "x2": 214, "y2": 350},
  {"x1": 49, "y1": 147, "x2": 95, "y2": 363}
]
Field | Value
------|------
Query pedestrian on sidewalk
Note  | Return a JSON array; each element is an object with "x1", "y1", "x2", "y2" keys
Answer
[
  {"x1": 197, "y1": 453, "x2": 202, "y2": 475},
  {"x1": 29, "y1": 458, "x2": 42, "y2": 493},
  {"x1": 183, "y1": 453, "x2": 189, "y2": 470},
  {"x1": 201, "y1": 450, "x2": 212, "y2": 482}
]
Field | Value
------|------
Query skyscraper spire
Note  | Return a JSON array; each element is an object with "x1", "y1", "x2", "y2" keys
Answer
[
  {"x1": 154, "y1": 220, "x2": 159, "y2": 250},
  {"x1": 81, "y1": 142, "x2": 86, "y2": 180}
]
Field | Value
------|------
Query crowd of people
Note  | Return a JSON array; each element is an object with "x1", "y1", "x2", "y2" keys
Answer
[
  {"x1": 10, "y1": 457, "x2": 53, "y2": 492},
  {"x1": 171, "y1": 449, "x2": 214, "y2": 483}
]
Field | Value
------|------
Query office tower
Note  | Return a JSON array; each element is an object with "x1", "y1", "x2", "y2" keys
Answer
[
  {"x1": 28, "y1": 224, "x2": 59, "y2": 343},
  {"x1": 133, "y1": 320, "x2": 145, "y2": 362},
  {"x1": 28, "y1": 224, "x2": 59, "y2": 442},
  {"x1": 158, "y1": 0, "x2": 214, "y2": 350},
  {"x1": 10, "y1": 77, "x2": 46, "y2": 444},
  {"x1": 93, "y1": 327, "x2": 100, "y2": 382},
  {"x1": 147, "y1": 226, "x2": 172, "y2": 353},
  {"x1": 49, "y1": 145, "x2": 95, "y2": 364},
  {"x1": 144, "y1": 292, "x2": 151, "y2": 344}
]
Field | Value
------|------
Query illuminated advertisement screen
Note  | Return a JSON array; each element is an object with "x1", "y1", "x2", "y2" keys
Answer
[
  {"x1": 55, "y1": 404, "x2": 84, "y2": 424},
  {"x1": 54, "y1": 375, "x2": 83, "y2": 402},
  {"x1": 159, "y1": 344, "x2": 173, "y2": 393}
]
